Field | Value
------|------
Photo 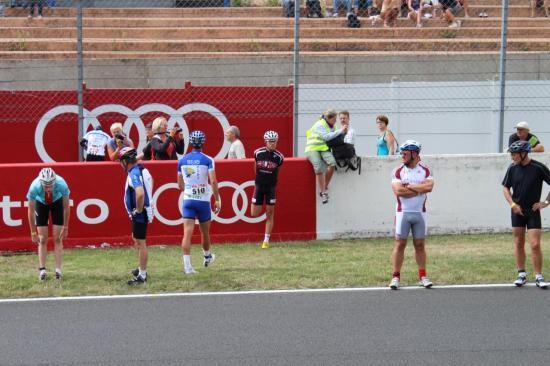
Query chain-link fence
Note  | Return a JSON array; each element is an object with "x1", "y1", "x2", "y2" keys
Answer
[{"x1": 1, "y1": 0, "x2": 549, "y2": 161}]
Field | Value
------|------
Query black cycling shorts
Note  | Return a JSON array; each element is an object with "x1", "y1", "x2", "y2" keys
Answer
[
  {"x1": 35, "y1": 198, "x2": 64, "y2": 227},
  {"x1": 85, "y1": 154, "x2": 105, "y2": 162},
  {"x1": 252, "y1": 184, "x2": 277, "y2": 206},
  {"x1": 511, "y1": 210, "x2": 541, "y2": 230},
  {"x1": 132, "y1": 213, "x2": 148, "y2": 240}
]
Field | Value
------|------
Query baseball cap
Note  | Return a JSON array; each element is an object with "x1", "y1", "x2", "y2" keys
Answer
[{"x1": 515, "y1": 121, "x2": 530, "y2": 130}]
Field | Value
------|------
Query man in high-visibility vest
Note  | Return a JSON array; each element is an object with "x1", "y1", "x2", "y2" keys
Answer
[{"x1": 304, "y1": 109, "x2": 348, "y2": 204}]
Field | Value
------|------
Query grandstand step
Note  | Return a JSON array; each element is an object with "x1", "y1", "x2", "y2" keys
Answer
[
  {"x1": 2, "y1": 17, "x2": 550, "y2": 28},
  {"x1": 0, "y1": 38, "x2": 549, "y2": 54},
  {"x1": 4, "y1": 26, "x2": 550, "y2": 39},
  {"x1": 0, "y1": 49, "x2": 539, "y2": 60}
]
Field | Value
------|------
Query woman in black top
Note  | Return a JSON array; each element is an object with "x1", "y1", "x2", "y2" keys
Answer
[{"x1": 150, "y1": 117, "x2": 185, "y2": 160}]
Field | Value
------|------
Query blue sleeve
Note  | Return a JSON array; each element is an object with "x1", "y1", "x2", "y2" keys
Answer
[
  {"x1": 58, "y1": 177, "x2": 70, "y2": 197},
  {"x1": 26, "y1": 184, "x2": 37, "y2": 201},
  {"x1": 208, "y1": 157, "x2": 214, "y2": 171},
  {"x1": 131, "y1": 171, "x2": 143, "y2": 188}
]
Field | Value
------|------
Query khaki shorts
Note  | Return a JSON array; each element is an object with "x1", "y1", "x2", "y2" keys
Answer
[{"x1": 306, "y1": 150, "x2": 336, "y2": 174}]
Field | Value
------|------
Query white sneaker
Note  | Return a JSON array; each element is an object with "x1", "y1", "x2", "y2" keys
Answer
[
  {"x1": 203, "y1": 253, "x2": 216, "y2": 267},
  {"x1": 332, "y1": 12, "x2": 339, "y2": 17},
  {"x1": 389, "y1": 277, "x2": 400, "y2": 290},
  {"x1": 514, "y1": 274, "x2": 527, "y2": 287},
  {"x1": 535, "y1": 276, "x2": 549, "y2": 289},
  {"x1": 448, "y1": 21, "x2": 459, "y2": 28},
  {"x1": 184, "y1": 266, "x2": 197, "y2": 274},
  {"x1": 420, "y1": 276, "x2": 433, "y2": 288}
]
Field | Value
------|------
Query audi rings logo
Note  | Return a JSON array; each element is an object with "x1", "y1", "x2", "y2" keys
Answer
[
  {"x1": 35, "y1": 103, "x2": 232, "y2": 162},
  {"x1": 152, "y1": 180, "x2": 266, "y2": 226}
]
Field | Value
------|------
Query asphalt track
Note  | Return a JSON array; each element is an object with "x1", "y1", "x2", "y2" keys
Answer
[{"x1": 1, "y1": 285, "x2": 549, "y2": 366}]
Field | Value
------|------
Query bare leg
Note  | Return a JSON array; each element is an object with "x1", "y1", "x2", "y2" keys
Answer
[
  {"x1": 264, "y1": 205, "x2": 275, "y2": 236},
  {"x1": 513, "y1": 227, "x2": 526, "y2": 271},
  {"x1": 52, "y1": 224, "x2": 63, "y2": 270},
  {"x1": 325, "y1": 165, "x2": 335, "y2": 190},
  {"x1": 527, "y1": 229, "x2": 543, "y2": 274},
  {"x1": 198, "y1": 220, "x2": 212, "y2": 252},
  {"x1": 316, "y1": 173, "x2": 326, "y2": 194},
  {"x1": 181, "y1": 219, "x2": 195, "y2": 255},
  {"x1": 37, "y1": 226, "x2": 48, "y2": 269},
  {"x1": 531, "y1": 0, "x2": 536, "y2": 17},
  {"x1": 412, "y1": 238, "x2": 427, "y2": 270},
  {"x1": 391, "y1": 238, "x2": 408, "y2": 273},
  {"x1": 135, "y1": 238, "x2": 147, "y2": 271}
]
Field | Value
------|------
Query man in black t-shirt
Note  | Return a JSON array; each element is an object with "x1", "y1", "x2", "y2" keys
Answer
[
  {"x1": 502, "y1": 140, "x2": 550, "y2": 289},
  {"x1": 251, "y1": 130, "x2": 284, "y2": 249},
  {"x1": 508, "y1": 121, "x2": 545, "y2": 152}
]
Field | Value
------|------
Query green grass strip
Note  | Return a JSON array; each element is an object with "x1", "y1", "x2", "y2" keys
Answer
[{"x1": 0, "y1": 234, "x2": 547, "y2": 299}]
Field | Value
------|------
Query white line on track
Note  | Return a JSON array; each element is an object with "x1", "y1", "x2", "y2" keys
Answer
[{"x1": 0, "y1": 283, "x2": 544, "y2": 304}]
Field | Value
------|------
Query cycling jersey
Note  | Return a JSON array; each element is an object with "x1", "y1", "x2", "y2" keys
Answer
[
  {"x1": 391, "y1": 162, "x2": 433, "y2": 212},
  {"x1": 124, "y1": 164, "x2": 154, "y2": 224},
  {"x1": 177, "y1": 150, "x2": 215, "y2": 202},
  {"x1": 83, "y1": 129, "x2": 110, "y2": 157},
  {"x1": 502, "y1": 159, "x2": 550, "y2": 215},
  {"x1": 254, "y1": 147, "x2": 284, "y2": 186},
  {"x1": 27, "y1": 176, "x2": 70, "y2": 205}
]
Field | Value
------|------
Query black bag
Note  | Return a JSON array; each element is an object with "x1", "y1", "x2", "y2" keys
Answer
[
  {"x1": 347, "y1": 13, "x2": 361, "y2": 28},
  {"x1": 283, "y1": 0, "x2": 295, "y2": 17},
  {"x1": 306, "y1": 0, "x2": 323, "y2": 18},
  {"x1": 326, "y1": 136, "x2": 361, "y2": 174}
]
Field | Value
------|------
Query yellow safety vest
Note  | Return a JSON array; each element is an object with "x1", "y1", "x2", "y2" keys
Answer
[{"x1": 305, "y1": 118, "x2": 332, "y2": 153}]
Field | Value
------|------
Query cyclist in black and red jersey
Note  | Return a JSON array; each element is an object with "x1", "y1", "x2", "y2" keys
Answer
[{"x1": 251, "y1": 131, "x2": 284, "y2": 249}]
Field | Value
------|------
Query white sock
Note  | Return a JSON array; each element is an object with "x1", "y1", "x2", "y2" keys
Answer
[
  {"x1": 138, "y1": 268, "x2": 147, "y2": 279},
  {"x1": 535, "y1": 273, "x2": 543, "y2": 280},
  {"x1": 55, "y1": 268, "x2": 61, "y2": 275},
  {"x1": 264, "y1": 234, "x2": 270, "y2": 243},
  {"x1": 39, "y1": 269, "x2": 47, "y2": 275},
  {"x1": 203, "y1": 250, "x2": 211, "y2": 257},
  {"x1": 518, "y1": 271, "x2": 527, "y2": 277},
  {"x1": 183, "y1": 255, "x2": 191, "y2": 268}
]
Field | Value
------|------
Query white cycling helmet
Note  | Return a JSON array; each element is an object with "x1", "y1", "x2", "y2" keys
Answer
[
  {"x1": 264, "y1": 130, "x2": 279, "y2": 141},
  {"x1": 38, "y1": 167, "x2": 56, "y2": 185}
]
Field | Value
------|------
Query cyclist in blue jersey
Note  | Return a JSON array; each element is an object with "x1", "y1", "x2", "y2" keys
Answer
[
  {"x1": 177, "y1": 131, "x2": 221, "y2": 274},
  {"x1": 26, "y1": 168, "x2": 70, "y2": 281},
  {"x1": 119, "y1": 147, "x2": 154, "y2": 285}
]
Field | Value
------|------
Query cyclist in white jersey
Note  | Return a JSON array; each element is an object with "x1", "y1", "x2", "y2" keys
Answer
[
  {"x1": 177, "y1": 130, "x2": 221, "y2": 274},
  {"x1": 389, "y1": 140, "x2": 434, "y2": 290}
]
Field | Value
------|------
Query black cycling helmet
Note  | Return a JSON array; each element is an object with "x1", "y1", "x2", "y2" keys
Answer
[
  {"x1": 119, "y1": 147, "x2": 137, "y2": 161},
  {"x1": 508, "y1": 140, "x2": 532, "y2": 153}
]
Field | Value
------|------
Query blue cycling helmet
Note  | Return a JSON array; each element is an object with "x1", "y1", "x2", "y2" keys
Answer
[
  {"x1": 508, "y1": 140, "x2": 531, "y2": 153},
  {"x1": 399, "y1": 140, "x2": 421, "y2": 153},
  {"x1": 190, "y1": 130, "x2": 206, "y2": 148}
]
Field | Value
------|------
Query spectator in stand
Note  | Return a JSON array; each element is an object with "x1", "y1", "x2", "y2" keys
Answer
[
  {"x1": 376, "y1": 115, "x2": 397, "y2": 155},
  {"x1": 458, "y1": 0, "x2": 469, "y2": 17},
  {"x1": 380, "y1": 0, "x2": 401, "y2": 27},
  {"x1": 225, "y1": 125, "x2": 246, "y2": 159},
  {"x1": 332, "y1": 0, "x2": 353, "y2": 16},
  {"x1": 305, "y1": 109, "x2": 348, "y2": 204},
  {"x1": 509, "y1": 121, "x2": 545, "y2": 152},
  {"x1": 530, "y1": 0, "x2": 549, "y2": 17},
  {"x1": 150, "y1": 117, "x2": 185, "y2": 160},
  {"x1": 439, "y1": 0, "x2": 462, "y2": 28},
  {"x1": 107, "y1": 122, "x2": 134, "y2": 161},
  {"x1": 28, "y1": 0, "x2": 43, "y2": 18},
  {"x1": 339, "y1": 110, "x2": 356, "y2": 145},
  {"x1": 80, "y1": 125, "x2": 110, "y2": 162},
  {"x1": 139, "y1": 122, "x2": 154, "y2": 161},
  {"x1": 407, "y1": 0, "x2": 424, "y2": 27}
]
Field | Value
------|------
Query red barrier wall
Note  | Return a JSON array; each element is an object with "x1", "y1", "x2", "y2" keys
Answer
[
  {"x1": 0, "y1": 84, "x2": 293, "y2": 163},
  {"x1": 0, "y1": 159, "x2": 316, "y2": 252}
]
